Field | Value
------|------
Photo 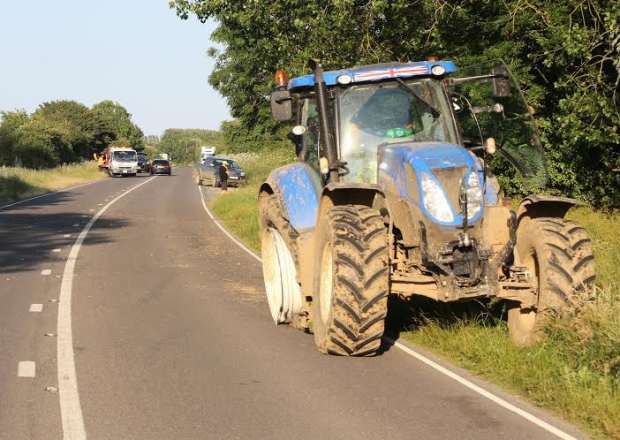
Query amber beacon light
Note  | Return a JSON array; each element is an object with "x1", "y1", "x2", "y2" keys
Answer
[{"x1": 275, "y1": 70, "x2": 288, "y2": 89}]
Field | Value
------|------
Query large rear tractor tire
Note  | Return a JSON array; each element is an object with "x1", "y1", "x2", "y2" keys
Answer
[
  {"x1": 313, "y1": 205, "x2": 389, "y2": 356},
  {"x1": 259, "y1": 195, "x2": 302, "y2": 324},
  {"x1": 508, "y1": 218, "x2": 596, "y2": 347}
]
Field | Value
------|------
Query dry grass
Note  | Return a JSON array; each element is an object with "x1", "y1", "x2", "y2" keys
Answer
[{"x1": 0, "y1": 162, "x2": 106, "y2": 205}]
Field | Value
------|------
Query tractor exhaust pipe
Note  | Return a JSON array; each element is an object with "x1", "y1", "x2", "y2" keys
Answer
[{"x1": 308, "y1": 59, "x2": 340, "y2": 183}]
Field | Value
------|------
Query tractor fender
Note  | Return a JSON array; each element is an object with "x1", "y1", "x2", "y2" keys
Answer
[
  {"x1": 259, "y1": 163, "x2": 321, "y2": 232},
  {"x1": 316, "y1": 183, "x2": 425, "y2": 245},
  {"x1": 516, "y1": 195, "x2": 582, "y2": 224},
  {"x1": 317, "y1": 182, "x2": 386, "y2": 220}
]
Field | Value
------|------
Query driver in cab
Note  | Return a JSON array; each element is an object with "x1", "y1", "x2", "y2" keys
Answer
[{"x1": 340, "y1": 87, "x2": 414, "y2": 184}]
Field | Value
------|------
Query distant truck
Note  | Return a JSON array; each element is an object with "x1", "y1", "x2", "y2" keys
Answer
[
  {"x1": 107, "y1": 147, "x2": 138, "y2": 177},
  {"x1": 200, "y1": 146, "x2": 216, "y2": 160}
]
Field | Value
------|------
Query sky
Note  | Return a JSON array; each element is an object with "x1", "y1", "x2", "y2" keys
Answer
[{"x1": 0, "y1": 0, "x2": 231, "y2": 136}]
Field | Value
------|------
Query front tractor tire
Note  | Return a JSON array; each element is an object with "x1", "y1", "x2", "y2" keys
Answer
[
  {"x1": 259, "y1": 195, "x2": 302, "y2": 324},
  {"x1": 313, "y1": 205, "x2": 389, "y2": 356},
  {"x1": 508, "y1": 218, "x2": 596, "y2": 347}
]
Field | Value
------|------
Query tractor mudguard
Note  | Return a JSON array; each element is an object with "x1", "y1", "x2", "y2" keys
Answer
[
  {"x1": 263, "y1": 164, "x2": 321, "y2": 231},
  {"x1": 516, "y1": 195, "x2": 582, "y2": 222}
]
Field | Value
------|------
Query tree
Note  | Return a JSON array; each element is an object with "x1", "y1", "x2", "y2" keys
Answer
[
  {"x1": 170, "y1": 0, "x2": 619, "y2": 207},
  {"x1": 14, "y1": 116, "x2": 73, "y2": 168},
  {"x1": 33, "y1": 100, "x2": 97, "y2": 162},
  {"x1": 0, "y1": 110, "x2": 30, "y2": 166},
  {"x1": 159, "y1": 128, "x2": 222, "y2": 163},
  {"x1": 92, "y1": 100, "x2": 144, "y2": 151}
]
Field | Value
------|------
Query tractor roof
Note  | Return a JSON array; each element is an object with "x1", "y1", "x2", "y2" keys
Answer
[{"x1": 287, "y1": 61, "x2": 456, "y2": 91}]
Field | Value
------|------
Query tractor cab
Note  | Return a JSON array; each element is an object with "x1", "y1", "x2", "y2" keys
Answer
[{"x1": 272, "y1": 59, "x2": 547, "y2": 194}]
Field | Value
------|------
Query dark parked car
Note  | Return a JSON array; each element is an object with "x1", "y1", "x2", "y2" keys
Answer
[
  {"x1": 150, "y1": 159, "x2": 172, "y2": 176},
  {"x1": 194, "y1": 157, "x2": 246, "y2": 187},
  {"x1": 137, "y1": 153, "x2": 150, "y2": 173}
]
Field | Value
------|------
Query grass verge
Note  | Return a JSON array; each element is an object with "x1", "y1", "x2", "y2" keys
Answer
[
  {"x1": 209, "y1": 149, "x2": 297, "y2": 252},
  {"x1": 0, "y1": 161, "x2": 107, "y2": 206},
  {"x1": 209, "y1": 149, "x2": 619, "y2": 439}
]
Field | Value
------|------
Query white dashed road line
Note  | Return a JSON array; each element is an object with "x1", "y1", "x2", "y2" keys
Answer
[
  {"x1": 41, "y1": 270, "x2": 51, "y2": 276},
  {"x1": 57, "y1": 177, "x2": 154, "y2": 440},
  {"x1": 53, "y1": 249, "x2": 62, "y2": 253},
  {"x1": 18, "y1": 361, "x2": 36, "y2": 378},
  {"x1": 30, "y1": 304, "x2": 43, "y2": 312}
]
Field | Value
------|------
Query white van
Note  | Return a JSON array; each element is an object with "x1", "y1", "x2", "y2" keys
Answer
[{"x1": 108, "y1": 148, "x2": 139, "y2": 177}]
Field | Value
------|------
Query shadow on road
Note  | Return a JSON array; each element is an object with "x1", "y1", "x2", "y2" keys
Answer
[{"x1": 0, "y1": 205, "x2": 130, "y2": 274}]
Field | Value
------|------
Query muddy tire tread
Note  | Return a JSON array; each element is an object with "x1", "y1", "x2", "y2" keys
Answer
[
  {"x1": 508, "y1": 217, "x2": 596, "y2": 346},
  {"x1": 314, "y1": 205, "x2": 389, "y2": 356}
]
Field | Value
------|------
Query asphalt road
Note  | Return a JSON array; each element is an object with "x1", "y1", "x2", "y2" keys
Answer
[{"x1": 0, "y1": 167, "x2": 591, "y2": 440}]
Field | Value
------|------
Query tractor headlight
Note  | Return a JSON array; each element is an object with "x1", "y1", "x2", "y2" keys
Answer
[
  {"x1": 466, "y1": 170, "x2": 483, "y2": 218},
  {"x1": 420, "y1": 171, "x2": 454, "y2": 222}
]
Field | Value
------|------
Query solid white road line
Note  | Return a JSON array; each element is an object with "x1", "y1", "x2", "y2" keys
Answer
[
  {"x1": 197, "y1": 184, "x2": 579, "y2": 440},
  {"x1": 58, "y1": 178, "x2": 155, "y2": 440},
  {"x1": 197, "y1": 186, "x2": 261, "y2": 263},
  {"x1": 30, "y1": 304, "x2": 43, "y2": 312},
  {"x1": 388, "y1": 339, "x2": 578, "y2": 440},
  {"x1": 18, "y1": 361, "x2": 36, "y2": 378}
]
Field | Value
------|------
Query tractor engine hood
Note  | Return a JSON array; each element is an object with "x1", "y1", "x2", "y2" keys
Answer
[{"x1": 378, "y1": 142, "x2": 485, "y2": 226}]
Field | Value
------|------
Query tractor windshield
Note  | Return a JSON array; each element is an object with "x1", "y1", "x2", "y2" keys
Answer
[{"x1": 338, "y1": 79, "x2": 458, "y2": 183}]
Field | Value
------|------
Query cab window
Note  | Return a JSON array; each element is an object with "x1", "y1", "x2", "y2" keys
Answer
[{"x1": 300, "y1": 98, "x2": 320, "y2": 173}]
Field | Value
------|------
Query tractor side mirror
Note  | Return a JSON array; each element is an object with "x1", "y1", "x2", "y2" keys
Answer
[
  {"x1": 271, "y1": 90, "x2": 293, "y2": 121},
  {"x1": 491, "y1": 66, "x2": 510, "y2": 97}
]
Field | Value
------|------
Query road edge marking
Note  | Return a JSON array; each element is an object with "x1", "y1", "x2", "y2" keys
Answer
[
  {"x1": 387, "y1": 338, "x2": 578, "y2": 440},
  {"x1": 197, "y1": 183, "x2": 580, "y2": 440},
  {"x1": 197, "y1": 186, "x2": 261, "y2": 263},
  {"x1": 58, "y1": 177, "x2": 154, "y2": 440}
]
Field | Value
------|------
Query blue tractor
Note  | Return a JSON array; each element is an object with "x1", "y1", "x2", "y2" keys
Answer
[{"x1": 259, "y1": 58, "x2": 595, "y2": 356}]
